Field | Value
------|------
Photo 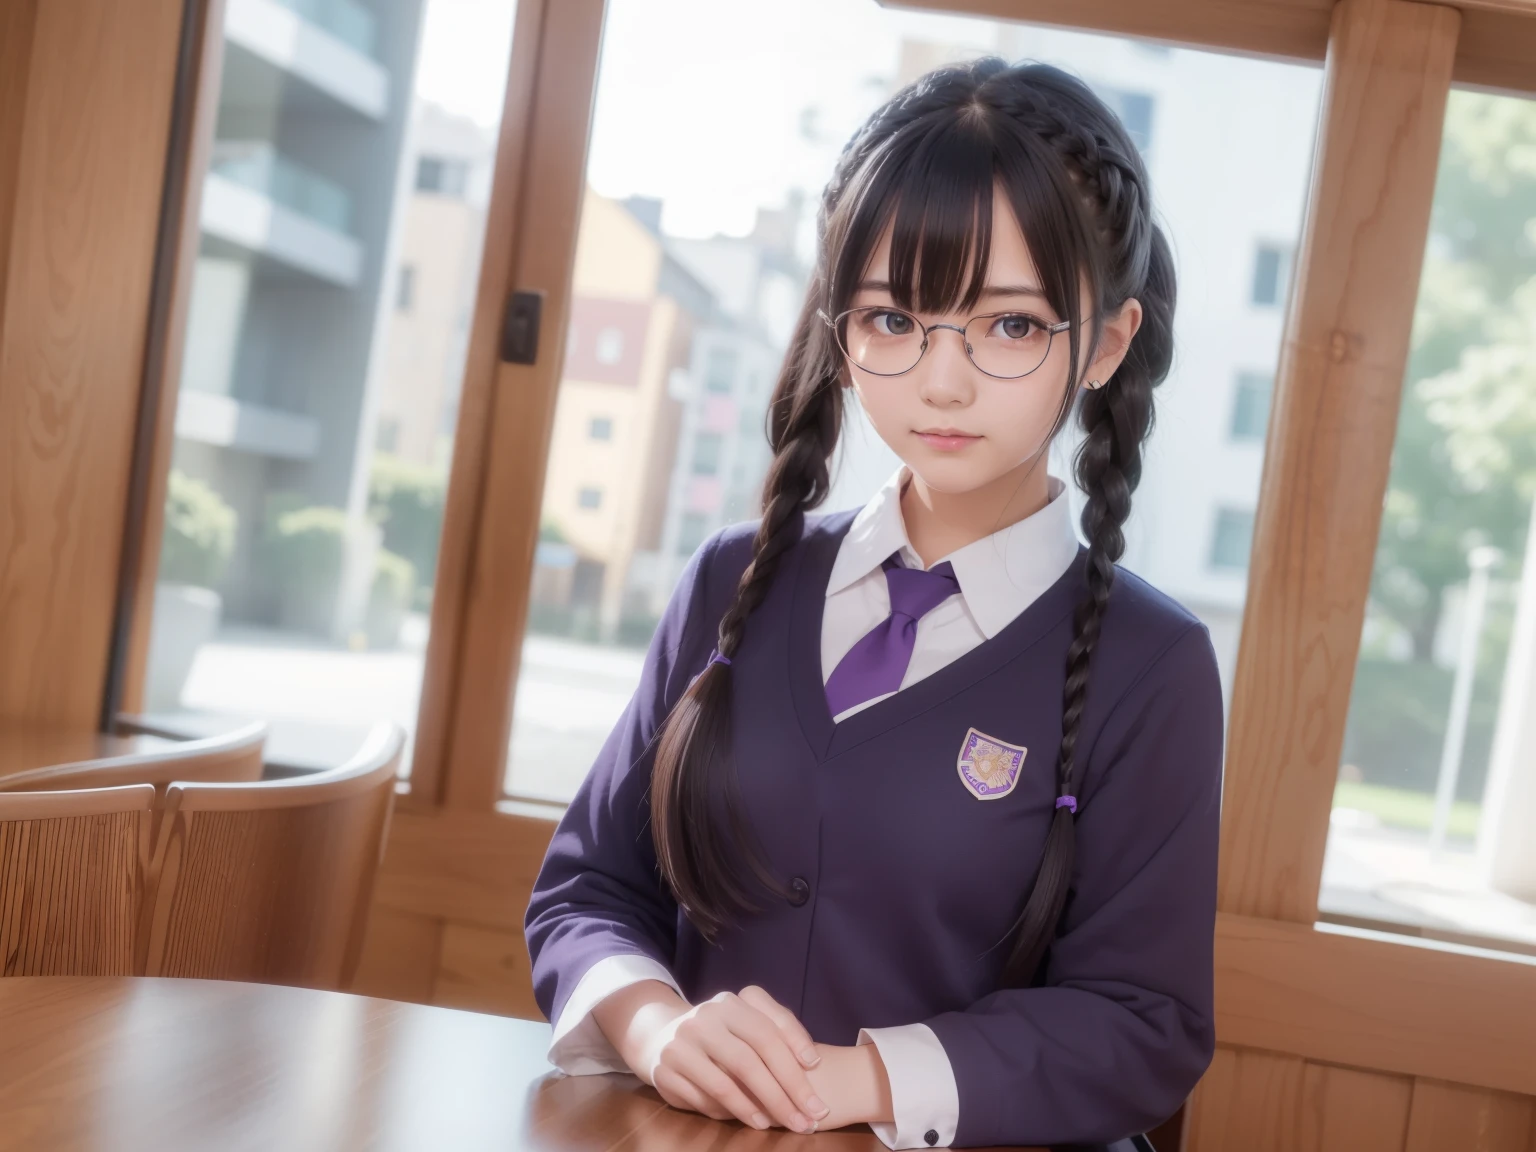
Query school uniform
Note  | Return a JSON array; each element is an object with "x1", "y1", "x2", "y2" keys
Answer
[{"x1": 525, "y1": 465, "x2": 1226, "y2": 1149}]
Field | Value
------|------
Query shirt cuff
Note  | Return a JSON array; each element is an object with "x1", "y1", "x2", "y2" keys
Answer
[
  {"x1": 546, "y1": 953, "x2": 683, "y2": 1075},
  {"x1": 857, "y1": 1024, "x2": 960, "y2": 1149}
]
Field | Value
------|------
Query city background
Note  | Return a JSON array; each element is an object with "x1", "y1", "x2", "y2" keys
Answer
[{"x1": 142, "y1": 0, "x2": 1536, "y2": 954}]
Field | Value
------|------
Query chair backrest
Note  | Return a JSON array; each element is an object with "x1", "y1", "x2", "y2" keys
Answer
[
  {"x1": 142, "y1": 722, "x2": 403, "y2": 991},
  {"x1": 0, "y1": 785, "x2": 155, "y2": 976},
  {"x1": 0, "y1": 721, "x2": 266, "y2": 796}
]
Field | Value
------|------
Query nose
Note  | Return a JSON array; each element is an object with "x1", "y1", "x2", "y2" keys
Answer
[{"x1": 914, "y1": 323, "x2": 977, "y2": 402}]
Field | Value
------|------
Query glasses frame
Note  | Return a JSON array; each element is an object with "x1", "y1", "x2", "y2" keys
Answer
[{"x1": 817, "y1": 304, "x2": 1074, "y2": 380}]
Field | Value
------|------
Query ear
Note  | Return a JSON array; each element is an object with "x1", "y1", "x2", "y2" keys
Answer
[{"x1": 1085, "y1": 297, "x2": 1143, "y2": 387}]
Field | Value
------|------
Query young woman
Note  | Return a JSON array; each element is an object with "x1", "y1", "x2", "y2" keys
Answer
[{"x1": 525, "y1": 57, "x2": 1225, "y2": 1150}]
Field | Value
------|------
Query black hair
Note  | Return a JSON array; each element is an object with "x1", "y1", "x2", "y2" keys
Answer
[{"x1": 649, "y1": 58, "x2": 1174, "y2": 984}]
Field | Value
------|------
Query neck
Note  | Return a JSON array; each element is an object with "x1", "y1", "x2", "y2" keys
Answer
[{"x1": 899, "y1": 455, "x2": 1053, "y2": 569}]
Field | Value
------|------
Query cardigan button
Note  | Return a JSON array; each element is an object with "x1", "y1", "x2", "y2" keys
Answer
[
  {"x1": 787, "y1": 877, "x2": 810, "y2": 907},
  {"x1": 924, "y1": 1130, "x2": 938, "y2": 1146}
]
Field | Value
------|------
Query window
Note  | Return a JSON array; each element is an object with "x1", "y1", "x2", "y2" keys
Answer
[
  {"x1": 416, "y1": 155, "x2": 469, "y2": 197},
  {"x1": 1101, "y1": 88, "x2": 1154, "y2": 154},
  {"x1": 594, "y1": 327, "x2": 624, "y2": 365},
  {"x1": 578, "y1": 486, "x2": 602, "y2": 510},
  {"x1": 1252, "y1": 243, "x2": 1290, "y2": 306},
  {"x1": 141, "y1": 0, "x2": 520, "y2": 783},
  {"x1": 1231, "y1": 371, "x2": 1272, "y2": 440},
  {"x1": 704, "y1": 346, "x2": 736, "y2": 392},
  {"x1": 692, "y1": 432, "x2": 723, "y2": 475},
  {"x1": 1209, "y1": 508, "x2": 1256, "y2": 571},
  {"x1": 677, "y1": 513, "x2": 709, "y2": 556},
  {"x1": 1322, "y1": 88, "x2": 1536, "y2": 954},
  {"x1": 588, "y1": 416, "x2": 613, "y2": 440}
]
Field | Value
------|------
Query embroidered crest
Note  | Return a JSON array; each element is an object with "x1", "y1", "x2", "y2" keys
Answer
[{"x1": 956, "y1": 727, "x2": 1026, "y2": 800}]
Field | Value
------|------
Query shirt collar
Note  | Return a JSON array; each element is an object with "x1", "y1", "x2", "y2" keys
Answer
[{"x1": 826, "y1": 464, "x2": 1080, "y2": 639}]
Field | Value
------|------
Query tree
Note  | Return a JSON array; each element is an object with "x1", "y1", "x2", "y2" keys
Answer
[{"x1": 1370, "y1": 91, "x2": 1536, "y2": 659}]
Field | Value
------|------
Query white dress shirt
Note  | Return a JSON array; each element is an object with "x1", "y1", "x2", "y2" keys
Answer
[{"x1": 546, "y1": 464, "x2": 1081, "y2": 1149}]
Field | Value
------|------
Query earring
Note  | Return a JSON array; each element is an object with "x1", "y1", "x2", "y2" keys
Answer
[{"x1": 1086, "y1": 379, "x2": 1103, "y2": 390}]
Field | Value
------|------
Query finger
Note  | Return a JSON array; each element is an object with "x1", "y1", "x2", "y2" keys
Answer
[
  {"x1": 669, "y1": 1044, "x2": 781, "y2": 1131},
  {"x1": 709, "y1": 1028, "x2": 816, "y2": 1133},
  {"x1": 738, "y1": 986, "x2": 820, "y2": 1067},
  {"x1": 722, "y1": 1000, "x2": 828, "y2": 1122},
  {"x1": 652, "y1": 1065, "x2": 740, "y2": 1124}
]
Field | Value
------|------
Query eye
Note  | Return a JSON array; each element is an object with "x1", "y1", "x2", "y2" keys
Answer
[
  {"x1": 870, "y1": 309, "x2": 917, "y2": 336},
  {"x1": 988, "y1": 313, "x2": 1043, "y2": 341}
]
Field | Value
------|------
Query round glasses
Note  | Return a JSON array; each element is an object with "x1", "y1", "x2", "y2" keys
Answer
[{"x1": 818, "y1": 305, "x2": 1072, "y2": 380}]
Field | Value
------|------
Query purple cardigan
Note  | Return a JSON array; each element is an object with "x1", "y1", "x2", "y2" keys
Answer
[{"x1": 525, "y1": 510, "x2": 1225, "y2": 1147}]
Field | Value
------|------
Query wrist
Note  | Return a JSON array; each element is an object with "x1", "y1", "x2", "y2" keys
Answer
[
  {"x1": 589, "y1": 979, "x2": 690, "y2": 1082},
  {"x1": 807, "y1": 1042, "x2": 893, "y2": 1128}
]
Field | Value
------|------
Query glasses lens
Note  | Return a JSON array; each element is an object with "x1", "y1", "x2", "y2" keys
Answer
[
  {"x1": 838, "y1": 307, "x2": 924, "y2": 375},
  {"x1": 965, "y1": 312, "x2": 1053, "y2": 378}
]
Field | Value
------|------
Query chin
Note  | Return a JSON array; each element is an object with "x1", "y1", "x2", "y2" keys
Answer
[{"x1": 903, "y1": 454, "x2": 1004, "y2": 496}]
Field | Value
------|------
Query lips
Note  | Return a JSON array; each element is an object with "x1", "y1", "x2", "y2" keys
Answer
[{"x1": 915, "y1": 429, "x2": 981, "y2": 450}]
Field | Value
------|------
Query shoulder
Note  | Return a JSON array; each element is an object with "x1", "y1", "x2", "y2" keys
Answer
[
  {"x1": 1094, "y1": 563, "x2": 1221, "y2": 707},
  {"x1": 695, "y1": 509, "x2": 858, "y2": 606}
]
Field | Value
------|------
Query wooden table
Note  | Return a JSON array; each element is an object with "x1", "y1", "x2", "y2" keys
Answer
[
  {"x1": 0, "y1": 725, "x2": 176, "y2": 785},
  {"x1": 0, "y1": 978, "x2": 1046, "y2": 1151}
]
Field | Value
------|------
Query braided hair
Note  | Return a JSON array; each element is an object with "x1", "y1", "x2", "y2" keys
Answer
[{"x1": 650, "y1": 59, "x2": 1175, "y2": 982}]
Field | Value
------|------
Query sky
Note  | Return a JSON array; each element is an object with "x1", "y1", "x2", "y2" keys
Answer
[{"x1": 412, "y1": 0, "x2": 1007, "y2": 240}]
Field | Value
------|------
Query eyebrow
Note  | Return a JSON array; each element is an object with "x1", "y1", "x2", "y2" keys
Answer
[{"x1": 855, "y1": 279, "x2": 1046, "y2": 300}]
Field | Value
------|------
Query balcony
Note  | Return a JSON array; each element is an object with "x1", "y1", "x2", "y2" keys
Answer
[{"x1": 224, "y1": 0, "x2": 389, "y2": 120}]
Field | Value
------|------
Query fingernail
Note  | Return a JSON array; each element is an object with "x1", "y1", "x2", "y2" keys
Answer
[
  {"x1": 800, "y1": 1047, "x2": 821, "y2": 1066},
  {"x1": 751, "y1": 1112, "x2": 769, "y2": 1130},
  {"x1": 807, "y1": 1096, "x2": 829, "y2": 1118},
  {"x1": 792, "y1": 1113, "x2": 813, "y2": 1133}
]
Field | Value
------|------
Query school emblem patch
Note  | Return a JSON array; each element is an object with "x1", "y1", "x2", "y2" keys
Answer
[{"x1": 956, "y1": 727, "x2": 1026, "y2": 800}]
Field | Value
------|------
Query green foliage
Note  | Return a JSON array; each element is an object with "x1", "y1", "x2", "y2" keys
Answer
[
  {"x1": 367, "y1": 549, "x2": 417, "y2": 648},
  {"x1": 160, "y1": 470, "x2": 237, "y2": 589},
  {"x1": 1342, "y1": 656, "x2": 1501, "y2": 801},
  {"x1": 1370, "y1": 91, "x2": 1536, "y2": 658},
  {"x1": 266, "y1": 505, "x2": 348, "y2": 636},
  {"x1": 369, "y1": 454, "x2": 445, "y2": 611},
  {"x1": 1332, "y1": 781, "x2": 1482, "y2": 840}
]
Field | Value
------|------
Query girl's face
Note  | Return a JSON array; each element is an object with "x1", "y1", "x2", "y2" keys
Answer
[{"x1": 842, "y1": 183, "x2": 1142, "y2": 499}]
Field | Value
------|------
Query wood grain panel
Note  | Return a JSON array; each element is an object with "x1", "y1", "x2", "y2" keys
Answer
[
  {"x1": 0, "y1": 0, "x2": 185, "y2": 726},
  {"x1": 1299, "y1": 1064, "x2": 1414, "y2": 1152},
  {"x1": 1404, "y1": 1081, "x2": 1535, "y2": 1152},
  {"x1": 1218, "y1": 0, "x2": 1460, "y2": 924},
  {"x1": 880, "y1": 0, "x2": 1334, "y2": 63},
  {"x1": 1185, "y1": 1047, "x2": 1310, "y2": 1152},
  {"x1": 1215, "y1": 914, "x2": 1536, "y2": 1097},
  {"x1": 0, "y1": 2, "x2": 39, "y2": 342},
  {"x1": 435, "y1": 922, "x2": 540, "y2": 1019},
  {"x1": 0, "y1": 786, "x2": 153, "y2": 976},
  {"x1": 349, "y1": 905, "x2": 442, "y2": 1004},
  {"x1": 373, "y1": 807, "x2": 554, "y2": 931}
]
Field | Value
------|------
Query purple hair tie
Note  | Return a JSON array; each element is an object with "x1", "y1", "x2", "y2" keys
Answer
[
  {"x1": 1055, "y1": 795, "x2": 1078, "y2": 815},
  {"x1": 707, "y1": 650, "x2": 732, "y2": 669}
]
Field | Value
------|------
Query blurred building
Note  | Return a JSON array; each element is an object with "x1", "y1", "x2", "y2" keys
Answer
[
  {"x1": 376, "y1": 103, "x2": 497, "y2": 468},
  {"x1": 170, "y1": 0, "x2": 429, "y2": 626}
]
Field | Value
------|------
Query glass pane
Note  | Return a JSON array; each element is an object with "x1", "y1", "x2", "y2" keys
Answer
[
  {"x1": 503, "y1": 0, "x2": 1323, "y2": 803},
  {"x1": 1321, "y1": 89, "x2": 1536, "y2": 956},
  {"x1": 143, "y1": 0, "x2": 519, "y2": 774}
]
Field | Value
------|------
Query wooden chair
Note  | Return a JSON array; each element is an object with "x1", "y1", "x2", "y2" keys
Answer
[
  {"x1": 142, "y1": 722, "x2": 403, "y2": 991},
  {"x1": 0, "y1": 785, "x2": 155, "y2": 976},
  {"x1": 0, "y1": 720, "x2": 266, "y2": 797}
]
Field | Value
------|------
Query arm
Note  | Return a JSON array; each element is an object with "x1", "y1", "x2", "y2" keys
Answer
[
  {"x1": 525, "y1": 532, "x2": 715, "y2": 1056},
  {"x1": 524, "y1": 530, "x2": 829, "y2": 1132},
  {"x1": 922, "y1": 624, "x2": 1225, "y2": 1148}
]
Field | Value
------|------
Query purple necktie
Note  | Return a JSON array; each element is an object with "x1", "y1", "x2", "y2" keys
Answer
[{"x1": 825, "y1": 553, "x2": 960, "y2": 719}]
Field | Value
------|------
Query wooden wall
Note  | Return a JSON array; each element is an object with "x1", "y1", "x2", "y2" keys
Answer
[{"x1": 0, "y1": 0, "x2": 186, "y2": 726}]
